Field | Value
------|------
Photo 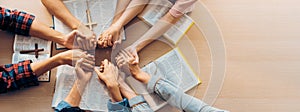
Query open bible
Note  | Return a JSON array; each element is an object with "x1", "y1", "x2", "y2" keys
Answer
[
  {"x1": 52, "y1": 0, "x2": 120, "y2": 111},
  {"x1": 52, "y1": 65, "x2": 110, "y2": 111},
  {"x1": 12, "y1": 34, "x2": 52, "y2": 81},
  {"x1": 54, "y1": 0, "x2": 126, "y2": 49},
  {"x1": 138, "y1": 0, "x2": 194, "y2": 45},
  {"x1": 126, "y1": 47, "x2": 201, "y2": 111}
]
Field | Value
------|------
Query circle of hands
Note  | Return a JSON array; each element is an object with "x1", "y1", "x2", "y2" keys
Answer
[{"x1": 57, "y1": 24, "x2": 146, "y2": 93}]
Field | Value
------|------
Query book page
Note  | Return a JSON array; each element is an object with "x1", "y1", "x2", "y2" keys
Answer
[
  {"x1": 14, "y1": 35, "x2": 52, "y2": 54},
  {"x1": 164, "y1": 15, "x2": 194, "y2": 44},
  {"x1": 12, "y1": 53, "x2": 51, "y2": 81},
  {"x1": 138, "y1": 0, "x2": 194, "y2": 45},
  {"x1": 126, "y1": 48, "x2": 200, "y2": 111},
  {"x1": 52, "y1": 65, "x2": 110, "y2": 111},
  {"x1": 54, "y1": 0, "x2": 126, "y2": 49}
]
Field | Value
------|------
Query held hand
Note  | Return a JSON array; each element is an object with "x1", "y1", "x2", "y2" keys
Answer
[
  {"x1": 75, "y1": 54, "x2": 95, "y2": 83},
  {"x1": 116, "y1": 50, "x2": 141, "y2": 77},
  {"x1": 98, "y1": 24, "x2": 122, "y2": 48},
  {"x1": 116, "y1": 50, "x2": 150, "y2": 83},
  {"x1": 64, "y1": 30, "x2": 97, "y2": 50},
  {"x1": 125, "y1": 45, "x2": 139, "y2": 64},
  {"x1": 75, "y1": 30, "x2": 97, "y2": 51},
  {"x1": 94, "y1": 59, "x2": 119, "y2": 88}
]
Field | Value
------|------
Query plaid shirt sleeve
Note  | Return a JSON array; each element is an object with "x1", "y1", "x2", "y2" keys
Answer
[
  {"x1": 0, "y1": 6, "x2": 35, "y2": 36},
  {"x1": 0, "y1": 60, "x2": 39, "y2": 93}
]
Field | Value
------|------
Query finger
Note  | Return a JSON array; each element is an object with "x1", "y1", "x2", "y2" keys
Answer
[
  {"x1": 86, "y1": 54, "x2": 95, "y2": 62},
  {"x1": 75, "y1": 58, "x2": 84, "y2": 68},
  {"x1": 90, "y1": 37, "x2": 96, "y2": 49},
  {"x1": 103, "y1": 59, "x2": 109, "y2": 68},
  {"x1": 77, "y1": 38, "x2": 84, "y2": 50},
  {"x1": 103, "y1": 39, "x2": 108, "y2": 48},
  {"x1": 115, "y1": 55, "x2": 124, "y2": 65},
  {"x1": 112, "y1": 40, "x2": 121, "y2": 50},
  {"x1": 75, "y1": 30, "x2": 87, "y2": 39},
  {"x1": 94, "y1": 67, "x2": 103, "y2": 79},
  {"x1": 82, "y1": 64, "x2": 94, "y2": 72},
  {"x1": 134, "y1": 54, "x2": 139, "y2": 64},
  {"x1": 107, "y1": 34, "x2": 113, "y2": 46},
  {"x1": 79, "y1": 38, "x2": 88, "y2": 50},
  {"x1": 98, "y1": 34, "x2": 104, "y2": 46},
  {"x1": 123, "y1": 50, "x2": 134, "y2": 60},
  {"x1": 120, "y1": 50, "x2": 130, "y2": 61},
  {"x1": 81, "y1": 61, "x2": 94, "y2": 70},
  {"x1": 116, "y1": 59, "x2": 125, "y2": 67}
]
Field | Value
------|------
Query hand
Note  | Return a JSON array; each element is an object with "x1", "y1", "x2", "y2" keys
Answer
[
  {"x1": 75, "y1": 54, "x2": 95, "y2": 83},
  {"x1": 116, "y1": 50, "x2": 141, "y2": 76},
  {"x1": 116, "y1": 50, "x2": 150, "y2": 83},
  {"x1": 98, "y1": 24, "x2": 122, "y2": 48},
  {"x1": 64, "y1": 30, "x2": 97, "y2": 50},
  {"x1": 94, "y1": 59, "x2": 119, "y2": 88},
  {"x1": 125, "y1": 45, "x2": 139, "y2": 64},
  {"x1": 54, "y1": 49, "x2": 87, "y2": 66}
]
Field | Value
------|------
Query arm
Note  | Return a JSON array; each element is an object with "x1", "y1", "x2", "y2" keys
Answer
[
  {"x1": 31, "y1": 49, "x2": 88, "y2": 76},
  {"x1": 118, "y1": 74, "x2": 153, "y2": 112},
  {"x1": 41, "y1": 0, "x2": 80, "y2": 30},
  {"x1": 41, "y1": 0, "x2": 94, "y2": 37},
  {"x1": 96, "y1": 59, "x2": 123, "y2": 102},
  {"x1": 0, "y1": 6, "x2": 83, "y2": 49},
  {"x1": 113, "y1": 0, "x2": 149, "y2": 29},
  {"x1": 126, "y1": 0, "x2": 198, "y2": 62},
  {"x1": 56, "y1": 56, "x2": 94, "y2": 111},
  {"x1": 132, "y1": 12, "x2": 181, "y2": 52}
]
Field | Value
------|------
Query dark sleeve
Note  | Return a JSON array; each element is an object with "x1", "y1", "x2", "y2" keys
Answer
[
  {"x1": 0, "y1": 60, "x2": 39, "y2": 93},
  {"x1": 0, "y1": 6, "x2": 35, "y2": 36}
]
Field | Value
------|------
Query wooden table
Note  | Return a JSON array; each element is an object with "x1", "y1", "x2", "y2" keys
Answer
[{"x1": 2, "y1": 0, "x2": 298, "y2": 112}]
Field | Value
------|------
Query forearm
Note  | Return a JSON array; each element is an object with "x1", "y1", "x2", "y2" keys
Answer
[
  {"x1": 119, "y1": 78, "x2": 137, "y2": 100},
  {"x1": 64, "y1": 80, "x2": 82, "y2": 107},
  {"x1": 133, "y1": 12, "x2": 181, "y2": 52},
  {"x1": 30, "y1": 54, "x2": 64, "y2": 77},
  {"x1": 41, "y1": 0, "x2": 81, "y2": 30},
  {"x1": 29, "y1": 19, "x2": 65, "y2": 45},
  {"x1": 113, "y1": 0, "x2": 149, "y2": 29},
  {"x1": 107, "y1": 85, "x2": 123, "y2": 102}
]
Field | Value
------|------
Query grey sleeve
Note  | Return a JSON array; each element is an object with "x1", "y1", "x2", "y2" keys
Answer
[
  {"x1": 146, "y1": 75, "x2": 229, "y2": 112},
  {"x1": 128, "y1": 95, "x2": 154, "y2": 112}
]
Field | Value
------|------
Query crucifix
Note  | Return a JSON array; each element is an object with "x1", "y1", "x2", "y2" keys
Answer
[
  {"x1": 85, "y1": 0, "x2": 97, "y2": 31},
  {"x1": 20, "y1": 43, "x2": 44, "y2": 58}
]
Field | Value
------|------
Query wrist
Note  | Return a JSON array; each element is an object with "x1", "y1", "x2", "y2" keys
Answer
[
  {"x1": 111, "y1": 23, "x2": 123, "y2": 31},
  {"x1": 53, "y1": 54, "x2": 66, "y2": 65},
  {"x1": 106, "y1": 81, "x2": 120, "y2": 89},
  {"x1": 134, "y1": 71, "x2": 151, "y2": 84}
]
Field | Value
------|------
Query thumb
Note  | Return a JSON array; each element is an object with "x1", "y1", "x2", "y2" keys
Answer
[
  {"x1": 133, "y1": 54, "x2": 139, "y2": 64},
  {"x1": 112, "y1": 40, "x2": 122, "y2": 50},
  {"x1": 94, "y1": 67, "x2": 104, "y2": 79}
]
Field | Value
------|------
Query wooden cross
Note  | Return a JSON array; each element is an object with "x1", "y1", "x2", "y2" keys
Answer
[
  {"x1": 85, "y1": 0, "x2": 97, "y2": 31},
  {"x1": 20, "y1": 43, "x2": 44, "y2": 58}
]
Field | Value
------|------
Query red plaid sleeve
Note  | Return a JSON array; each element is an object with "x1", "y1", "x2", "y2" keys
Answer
[
  {"x1": 0, "y1": 6, "x2": 35, "y2": 36},
  {"x1": 0, "y1": 60, "x2": 39, "y2": 93}
]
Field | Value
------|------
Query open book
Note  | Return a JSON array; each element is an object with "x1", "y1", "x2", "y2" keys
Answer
[
  {"x1": 52, "y1": 65, "x2": 110, "y2": 111},
  {"x1": 126, "y1": 48, "x2": 201, "y2": 111},
  {"x1": 12, "y1": 35, "x2": 52, "y2": 81},
  {"x1": 138, "y1": 0, "x2": 194, "y2": 45},
  {"x1": 54, "y1": 0, "x2": 126, "y2": 49}
]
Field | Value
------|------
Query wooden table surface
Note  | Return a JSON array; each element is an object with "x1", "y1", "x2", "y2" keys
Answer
[{"x1": 1, "y1": 0, "x2": 299, "y2": 112}]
